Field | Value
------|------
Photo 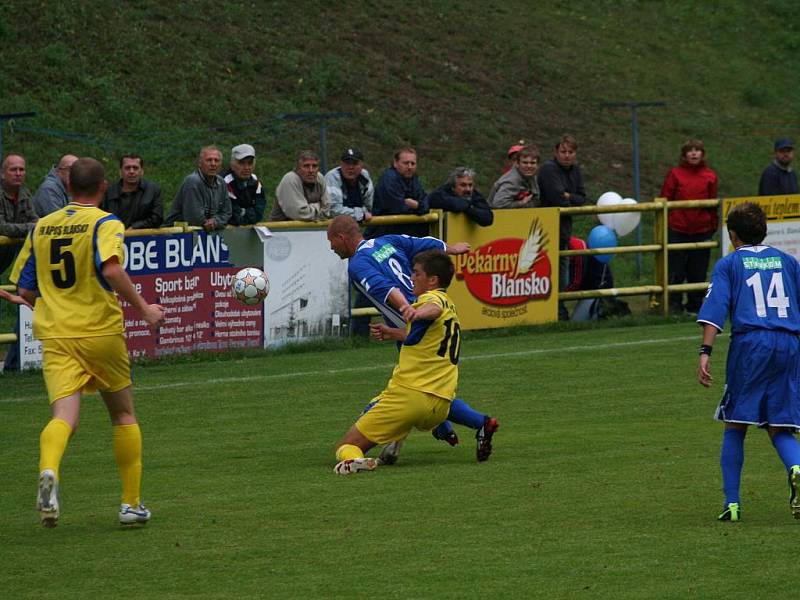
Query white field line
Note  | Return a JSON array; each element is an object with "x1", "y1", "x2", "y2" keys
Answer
[{"x1": 1, "y1": 333, "x2": 705, "y2": 403}]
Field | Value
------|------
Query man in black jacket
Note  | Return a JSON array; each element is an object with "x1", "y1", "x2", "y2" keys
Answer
[
  {"x1": 102, "y1": 154, "x2": 163, "y2": 230},
  {"x1": 537, "y1": 134, "x2": 587, "y2": 320},
  {"x1": 428, "y1": 167, "x2": 493, "y2": 227}
]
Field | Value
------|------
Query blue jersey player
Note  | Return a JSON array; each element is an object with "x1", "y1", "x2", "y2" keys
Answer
[
  {"x1": 697, "y1": 202, "x2": 800, "y2": 521},
  {"x1": 327, "y1": 215, "x2": 499, "y2": 462}
]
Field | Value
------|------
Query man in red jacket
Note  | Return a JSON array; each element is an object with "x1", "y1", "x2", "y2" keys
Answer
[{"x1": 660, "y1": 139, "x2": 718, "y2": 314}]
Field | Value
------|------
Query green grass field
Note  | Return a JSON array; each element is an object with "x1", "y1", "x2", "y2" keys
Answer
[{"x1": 2, "y1": 322, "x2": 798, "y2": 598}]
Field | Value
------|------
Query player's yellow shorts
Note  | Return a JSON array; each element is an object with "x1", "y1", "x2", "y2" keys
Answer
[
  {"x1": 355, "y1": 381, "x2": 451, "y2": 445},
  {"x1": 41, "y1": 334, "x2": 132, "y2": 403}
]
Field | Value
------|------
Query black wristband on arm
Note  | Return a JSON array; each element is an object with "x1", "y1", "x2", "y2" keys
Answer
[{"x1": 699, "y1": 344, "x2": 713, "y2": 356}]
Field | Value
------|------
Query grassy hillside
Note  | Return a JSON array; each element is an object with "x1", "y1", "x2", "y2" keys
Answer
[{"x1": 2, "y1": 0, "x2": 798, "y2": 203}]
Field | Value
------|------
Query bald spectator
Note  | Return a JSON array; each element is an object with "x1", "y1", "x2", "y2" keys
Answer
[
  {"x1": 165, "y1": 145, "x2": 231, "y2": 232},
  {"x1": 102, "y1": 154, "x2": 163, "y2": 230},
  {"x1": 222, "y1": 144, "x2": 267, "y2": 225},
  {"x1": 324, "y1": 148, "x2": 374, "y2": 223},
  {"x1": 0, "y1": 153, "x2": 37, "y2": 274},
  {"x1": 32, "y1": 154, "x2": 78, "y2": 217},
  {"x1": 270, "y1": 150, "x2": 330, "y2": 222}
]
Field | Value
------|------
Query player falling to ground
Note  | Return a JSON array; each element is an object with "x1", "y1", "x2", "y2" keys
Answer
[
  {"x1": 12, "y1": 157, "x2": 165, "y2": 527},
  {"x1": 697, "y1": 202, "x2": 800, "y2": 521},
  {"x1": 327, "y1": 214, "x2": 498, "y2": 462},
  {"x1": 334, "y1": 250, "x2": 463, "y2": 474}
]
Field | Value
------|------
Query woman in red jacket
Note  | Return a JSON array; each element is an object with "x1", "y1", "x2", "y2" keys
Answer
[{"x1": 661, "y1": 139, "x2": 718, "y2": 314}]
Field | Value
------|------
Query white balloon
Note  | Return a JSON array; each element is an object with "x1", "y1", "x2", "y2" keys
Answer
[
  {"x1": 613, "y1": 198, "x2": 641, "y2": 236},
  {"x1": 596, "y1": 191, "x2": 622, "y2": 229},
  {"x1": 597, "y1": 191, "x2": 623, "y2": 206}
]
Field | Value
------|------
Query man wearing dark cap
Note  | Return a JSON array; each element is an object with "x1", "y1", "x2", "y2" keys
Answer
[
  {"x1": 222, "y1": 144, "x2": 267, "y2": 225},
  {"x1": 759, "y1": 138, "x2": 798, "y2": 196},
  {"x1": 324, "y1": 148, "x2": 374, "y2": 223}
]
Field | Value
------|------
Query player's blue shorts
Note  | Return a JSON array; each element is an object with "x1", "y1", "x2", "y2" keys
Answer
[{"x1": 715, "y1": 329, "x2": 800, "y2": 428}]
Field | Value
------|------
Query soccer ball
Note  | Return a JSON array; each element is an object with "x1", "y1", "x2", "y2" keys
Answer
[{"x1": 231, "y1": 267, "x2": 269, "y2": 305}]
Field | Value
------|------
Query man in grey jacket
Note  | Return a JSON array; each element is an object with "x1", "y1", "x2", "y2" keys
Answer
[
  {"x1": 487, "y1": 146, "x2": 540, "y2": 209},
  {"x1": 165, "y1": 146, "x2": 231, "y2": 232},
  {"x1": 32, "y1": 154, "x2": 78, "y2": 217},
  {"x1": 270, "y1": 150, "x2": 330, "y2": 222}
]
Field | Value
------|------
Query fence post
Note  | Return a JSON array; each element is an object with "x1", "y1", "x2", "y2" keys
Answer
[{"x1": 655, "y1": 198, "x2": 669, "y2": 315}]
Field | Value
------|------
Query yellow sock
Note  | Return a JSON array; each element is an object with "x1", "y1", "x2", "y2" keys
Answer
[
  {"x1": 39, "y1": 418, "x2": 72, "y2": 478},
  {"x1": 336, "y1": 444, "x2": 364, "y2": 462},
  {"x1": 113, "y1": 424, "x2": 142, "y2": 506}
]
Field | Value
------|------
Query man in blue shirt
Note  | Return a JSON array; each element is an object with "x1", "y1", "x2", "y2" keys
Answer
[
  {"x1": 327, "y1": 215, "x2": 499, "y2": 462},
  {"x1": 758, "y1": 138, "x2": 798, "y2": 196},
  {"x1": 697, "y1": 202, "x2": 800, "y2": 521}
]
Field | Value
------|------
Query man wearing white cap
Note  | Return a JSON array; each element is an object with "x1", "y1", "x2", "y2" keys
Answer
[{"x1": 222, "y1": 144, "x2": 266, "y2": 225}]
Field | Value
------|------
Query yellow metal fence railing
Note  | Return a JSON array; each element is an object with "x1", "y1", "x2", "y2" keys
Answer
[{"x1": 559, "y1": 198, "x2": 720, "y2": 314}]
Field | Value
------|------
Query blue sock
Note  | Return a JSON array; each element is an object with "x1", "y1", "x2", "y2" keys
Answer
[
  {"x1": 771, "y1": 431, "x2": 800, "y2": 471},
  {"x1": 447, "y1": 398, "x2": 487, "y2": 430},
  {"x1": 720, "y1": 428, "x2": 746, "y2": 505},
  {"x1": 433, "y1": 420, "x2": 455, "y2": 439}
]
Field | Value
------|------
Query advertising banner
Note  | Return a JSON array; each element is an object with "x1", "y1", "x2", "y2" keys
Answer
[
  {"x1": 122, "y1": 229, "x2": 264, "y2": 358},
  {"x1": 17, "y1": 228, "x2": 265, "y2": 369},
  {"x1": 262, "y1": 230, "x2": 350, "y2": 346},
  {"x1": 722, "y1": 195, "x2": 800, "y2": 257},
  {"x1": 446, "y1": 208, "x2": 560, "y2": 329}
]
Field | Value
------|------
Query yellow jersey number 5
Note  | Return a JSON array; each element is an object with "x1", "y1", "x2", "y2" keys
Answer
[{"x1": 50, "y1": 238, "x2": 77, "y2": 289}]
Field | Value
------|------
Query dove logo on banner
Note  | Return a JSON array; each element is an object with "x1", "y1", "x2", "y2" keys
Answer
[{"x1": 453, "y1": 218, "x2": 553, "y2": 305}]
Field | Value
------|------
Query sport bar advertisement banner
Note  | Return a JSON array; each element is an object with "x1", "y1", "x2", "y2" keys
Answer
[
  {"x1": 446, "y1": 208, "x2": 560, "y2": 329},
  {"x1": 18, "y1": 228, "x2": 265, "y2": 369},
  {"x1": 722, "y1": 195, "x2": 800, "y2": 257}
]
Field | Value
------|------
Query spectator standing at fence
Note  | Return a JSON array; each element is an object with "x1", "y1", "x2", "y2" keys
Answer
[
  {"x1": 366, "y1": 147, "x2": 429, "y2": 238},
  {"x1": 488, "y1": 147, "x2": 541, "y2": 210},
  {"x1": 32, "y1": 154, "x2": 78, "y2": 217},
  {"x1": 0, "y1": 153, "x2": 37, "y2": 274},
  {"x1": 661, "y1": 138, "x2": 718, "y2": 314},
  {"x1": 102, "y1": 154, "x2": 163, "y2": 231},
  {"x1": 759, "y1": 138, "x2": 798, "y2": 197},
  {"x1": 696, "y1": 202, "x2": 800, "y2": 522},
  {"x1": 222, "y1": 144, "x2": 266, "y2": 226},
  {"x1": 1, "y1": 153, "x2": 38, "y2": 372},
  {"x1": 165, "y1": 146, "x2": 231, "y2": 232},
  {"x1": 429, "y1": 166, "x2": 493, "y2": 226},
  {"x1": 270, "y1": 150, "x2": 330, "y2": 222},
  {"x1": 324, "y1": 148, "x2": 374, "y2": 223},
  {"x1": 537, "y1": 134, "x2": 588, "y2": 320},
  {"x1": 12, "y1": 157, "x2": 165, "y2": 527}
]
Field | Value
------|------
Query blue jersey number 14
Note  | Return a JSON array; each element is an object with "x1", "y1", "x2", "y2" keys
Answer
[{"x1": 746, "y1": 271, "x2": 790, "y2": 318}]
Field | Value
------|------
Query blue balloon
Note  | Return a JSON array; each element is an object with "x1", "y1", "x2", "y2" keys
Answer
[{"x1": 586, "y1": 225, "x2": 617, "y2": 264}]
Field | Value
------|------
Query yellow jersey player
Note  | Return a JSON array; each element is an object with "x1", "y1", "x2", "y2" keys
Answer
[
  {"x1": 11, "y1": 157, "x2": 165, "y2": 527},
  {"x1": 334, "y1": 249, "x2": 461, "y2": 474}
]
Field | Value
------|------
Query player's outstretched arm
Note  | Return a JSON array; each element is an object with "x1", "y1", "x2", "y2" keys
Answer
[
  {"x1": 407, "y1": 301, "x2": 443, "y2": 322},
  {"x1": 697, "y1": 323, "x2": 718, "y2": 387},
  {"x1": 101, "y1": 257, "x2": 166, "y2": 330},
  {"x1": 369, "y1": 323, "x2": 406, "y2": 342},
  {"x1": 445, "y1": 242, "x2": 470, "y2": 255},
  {"x1": 0, "y1": 288, "x2": 33, "y2": 308}
]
